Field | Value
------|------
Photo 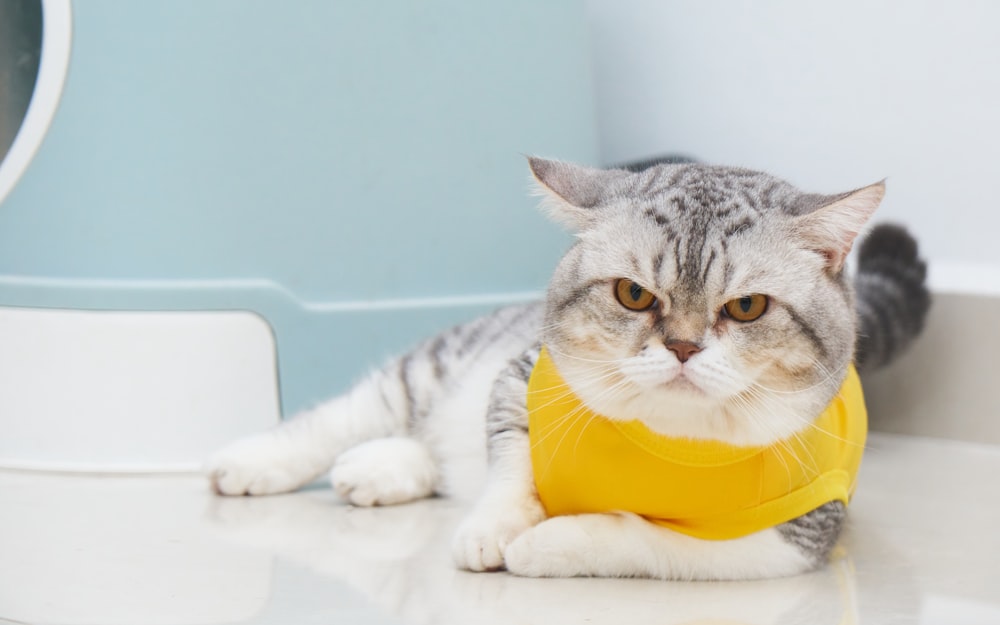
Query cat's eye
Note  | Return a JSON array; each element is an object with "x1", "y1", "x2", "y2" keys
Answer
[
  {"x1": 723, "y1": 294, "x2": 769, "y2": 322},
  {"x1": 614, "y1": 279, "x2": 658, "y2": 311}
]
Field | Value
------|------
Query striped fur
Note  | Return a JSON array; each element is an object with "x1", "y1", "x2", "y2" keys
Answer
[
  {"x1": 854, "y1": 224, "x2": 930, "y2": 372},
  {"x1": 208, "y1": 157, "x2": 928, "y2": 581},
  {"x1": 776, "y1": 501, "x2": 848, "y2": 567}
]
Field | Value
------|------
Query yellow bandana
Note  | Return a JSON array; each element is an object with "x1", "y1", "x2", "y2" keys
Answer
[{"x1": 527, "y1": 347, "x2": 867, "y2": 540}]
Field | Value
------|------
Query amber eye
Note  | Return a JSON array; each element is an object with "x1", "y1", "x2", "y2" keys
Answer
[
  {"x1": 723, "y1": 294, "x2": 769, "y2": 322},
  {"x1": 614, "y1": 279, "x2": 658, "y2": 311}
]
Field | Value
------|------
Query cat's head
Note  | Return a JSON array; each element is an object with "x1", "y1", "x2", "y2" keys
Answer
[{"x1": 532, "y1": 157, "x2": 883, "y2": 446}]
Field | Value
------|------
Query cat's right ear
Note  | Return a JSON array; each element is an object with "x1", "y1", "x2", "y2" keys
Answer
[{"x1": 528, "y1": 157, "x2": 632, "y2": 232}]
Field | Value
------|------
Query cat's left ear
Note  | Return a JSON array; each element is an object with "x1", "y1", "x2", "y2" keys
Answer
[
  {"x1": 528, "y1": 157, "x2": 633, "y2": 231},
  {"x1": 793, "y1": 181, "x2": 885, "y2": 272}
]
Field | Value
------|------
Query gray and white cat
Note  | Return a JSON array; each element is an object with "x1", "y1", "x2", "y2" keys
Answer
[{"x1": 207, "y1": 157, "x2": 929, "y2": 580}]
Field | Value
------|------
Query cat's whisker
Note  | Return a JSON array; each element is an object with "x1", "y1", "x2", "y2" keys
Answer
[
  {"x1": 544, "y1": 344, "x2": 634, "y2": 366},
  {"x1": 538, "y1": 370, "x2": 627, "y2": 442},
  {"x1": 525, "y1": 361, "x2": 619, "y2": 394},
  {"x1": 750, "y1": 358, "x2": 849, "y2": 396},
  {"x1": 531, "y1": 376, "x2": 635, "y2": 477},
  {"x1": 531, "y1": 410, "x2": 586, "y2": 480},
  {"x1": 745, "y1": 383, "x2": 868, "y2": 451},
  {"x1": 564, "y1": 378, "x2": 636, "y2": 456},
  {"x1": 728, "y1": 394, "x2": 795, "y2": 488},
  {"x1": 731, "y1": 385, "x2": 823, "y2": 480},
  {"x1": 528, "y1": 375, "x2": 630, "y2": 448},
  {"x1": 525, "y1": 368, "x2": 624, "y2": 420}
]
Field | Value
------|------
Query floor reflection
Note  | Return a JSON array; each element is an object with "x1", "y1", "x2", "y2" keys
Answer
[
  {"x1": 0, "y1": 472, "x2": 272, "y2": 625},
  {"x1": 207, "y1": 489, "x2": 862, "y2": 625},
  {"x1": 7, "y1": 432, "x2": 998, "y2": 625}
]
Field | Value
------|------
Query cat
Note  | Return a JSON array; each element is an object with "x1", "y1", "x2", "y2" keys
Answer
[{"x1": 207, "y1": 156, "x2": 929, "y2": 581}]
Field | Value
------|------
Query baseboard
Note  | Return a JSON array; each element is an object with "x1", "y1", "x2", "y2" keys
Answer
[{"x1": 863, "y1": 260, "x2": 1000, "y2": 445}]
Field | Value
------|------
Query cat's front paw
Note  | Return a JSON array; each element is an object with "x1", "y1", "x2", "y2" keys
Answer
[
  {"x1": 452, "y1": 496, "x2": 546, "y2": 572},
  {"x1": 329, "y1": 437, "x2": 439, "y2": 506},
  {"x1": 503, "y1": 514, "x2": 599, "y2": 578},
  {"x1": 206, "y1": 432, "x2": 311, "y2": 496}
]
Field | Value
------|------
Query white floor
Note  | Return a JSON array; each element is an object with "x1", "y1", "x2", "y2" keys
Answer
[{"x1": 2, "y1": 432, "x2": 999, "y2": 625}]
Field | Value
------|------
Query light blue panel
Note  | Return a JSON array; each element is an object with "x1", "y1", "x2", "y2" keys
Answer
[{"x1": 0, "y1": 1, "x2": 598, "y2": 415}]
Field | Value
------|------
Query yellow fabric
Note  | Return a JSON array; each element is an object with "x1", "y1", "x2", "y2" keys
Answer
[{"x1": 527, "y1": 347, "x2": 867, "y2": 540}]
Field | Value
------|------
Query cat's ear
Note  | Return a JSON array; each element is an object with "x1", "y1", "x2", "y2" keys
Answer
[
  {"x1": 793, "y1": 181, "x2": 885, "y2": 272},
  {"x1": 528, "y1": 157, "x2": 632, "y2": 231}
]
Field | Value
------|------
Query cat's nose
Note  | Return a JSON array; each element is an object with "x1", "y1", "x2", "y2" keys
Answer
[{"x1": 665, "y1": 341, "x2": 702, "y2": 363}]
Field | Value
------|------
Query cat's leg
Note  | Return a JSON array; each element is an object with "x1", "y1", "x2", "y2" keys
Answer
[
  {"x1": 208, "y1": 303, "x2": 543, "y2": 499},
  {"x1": 503, "y1": 502, "x2": 845, "y2": 581},
  {"x1": 208, "y1": 363, "x2": 411, "y2": 496},
  {"x1": 452, "y1": 345, "x2": 547, "y2": 572}
]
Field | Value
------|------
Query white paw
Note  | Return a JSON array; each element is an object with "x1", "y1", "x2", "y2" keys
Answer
[
  {"x1": 452, "y1": 492, "x2": 546, "y2": 572},
  {"x1": 206, "y1": 432, "x2": 312, "y2": 496},
  {"x1": 504, "y1": 514, "x2": 625, "y2": 577},
  {"x1": 329, "y1": 437, "x2": 439, "y2": 507},
  {"x1": 503, "y1": 515, "x2": 597, "y2": 577}
]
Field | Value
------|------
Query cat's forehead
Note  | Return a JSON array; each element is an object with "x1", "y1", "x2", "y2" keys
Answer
[
  {"x1": 628, "y1": 164, "x2": 799, "y2": 221},
  {"x1": 584, "y1": 217, "x2": 784, "y2": 291},
  {"x1": 579, "y1": 167, "x2": 807, "y2": 295},
  {"x1": 587, "y1": 166, "x2": 795, "y2": 252}
]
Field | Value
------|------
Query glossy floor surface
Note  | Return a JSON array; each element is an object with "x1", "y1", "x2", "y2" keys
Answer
[{"x1": 2, "y1": 432, "x2": 999, "y2": 625}]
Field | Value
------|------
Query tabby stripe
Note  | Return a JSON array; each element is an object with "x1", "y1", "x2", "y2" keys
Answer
[
  {"x1": 489, "y1": 426, "x2": 527, "y2": 437},
  {"x1": 511, "y1": 349, "x2": 537, "y2": 382},
  {"x1": 629, "y1": 254, "x2": 642, "y2": 276},
  {"x1": 639, "y1": 171, "x2": 662, "y2": 195},
  {"x1": 653, "y1": 252, "x2": 666, "y2": 282},
  {"x1": 784, "y1": 305, "x2": 828, "y2": 357},
  {"x1": 859, "y1": 287, "x2": 897, "y2": 366},
  {"x1": 552, "y1": 279, "x2": 605, "y2": 316},
  {"x1": 686, "y1": 230, "x2": 708, "y2": 289},
  {"x1": 397, "y1": 353, "x2": 417, "y2": 427},
  {"x1": 480, "y1": 305, "x2": 537, "y2": 355},
  {"x1": 672, "y1": 239, "x2": 683, "y2": 282},
  {"x1": 454, "y1": 318, "x2": 486, "y2": 358},
  {"x1": 852, "y1": 224, "x2": 930, "y2": 373},
  {"x1": 759, "y1": 181, "x2": 780, "y2": 207},
  {"x1": 378, "y1": 383, "x2": 394, "y2": 414},
  {"x1": 777, "y1": 501, "x2": 846, "y2": 564},
  {"x1": 724, "y1": 217, "x2": 754, "y2": 238},
  {"x1": 723, "y1": 258, "x2": 735, "y2": 292},
  {"x1": 701, "y1": 249, "x2": 717, "y2": 286},
  {"x1": 428, "y1": 335, "x2": 448, "y2": 380},
  {"x1": 485, "y1": 345, "x2": 540, "y2": 431}
]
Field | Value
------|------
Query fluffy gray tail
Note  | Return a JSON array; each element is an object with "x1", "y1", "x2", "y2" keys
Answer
[{"x1": 853, "y1": 224, "x2": 931, "y2": 373}]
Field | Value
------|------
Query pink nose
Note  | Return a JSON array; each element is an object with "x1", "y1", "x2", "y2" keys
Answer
[{"x1": 666, "y1": 341, "x2": 702, "y2": 363}]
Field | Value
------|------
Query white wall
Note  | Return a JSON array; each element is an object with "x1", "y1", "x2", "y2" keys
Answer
[{"x1": 586, "y1": 0, "x2": 1000, "y2": 270}]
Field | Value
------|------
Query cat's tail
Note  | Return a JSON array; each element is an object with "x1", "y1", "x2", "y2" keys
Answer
[{"x1": 853, "y1": 224, "x2": 931, "y2": 373}]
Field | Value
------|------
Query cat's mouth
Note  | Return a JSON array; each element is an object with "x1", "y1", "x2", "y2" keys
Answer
[{"x1": 661, "y1": 372, "x2": 707, "y2": 397}]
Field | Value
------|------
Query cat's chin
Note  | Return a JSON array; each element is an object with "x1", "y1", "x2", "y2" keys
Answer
[
  {"x1": 659, "y1": 374, "x2": 709, "y2": 398},
  {"x1": 580, "y1": 386, "x2": 813, "y2": 447},
  {"x1": 580, "y1": 385, "x2": 721, "y2": 428}
]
